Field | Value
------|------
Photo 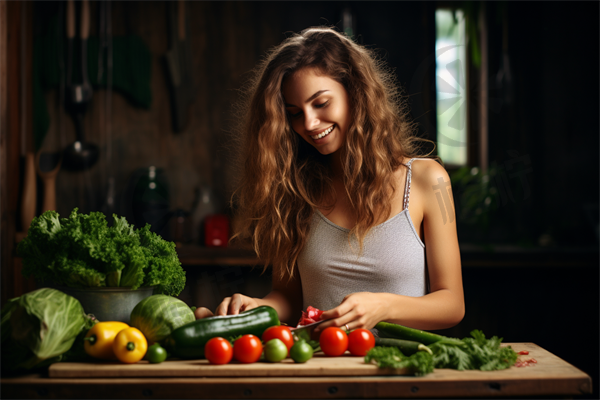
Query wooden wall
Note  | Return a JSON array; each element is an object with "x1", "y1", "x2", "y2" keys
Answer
[{"x1": 35, "y1": 1, "x2": 284, "y2": 231}]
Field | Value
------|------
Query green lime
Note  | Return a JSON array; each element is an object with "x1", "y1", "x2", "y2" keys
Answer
[
  {"x1": 290, "y1": 340, "x2": 314, "y2": 363},
  {"x1": 146, "y1": 343, "x2": 168, "y2": 364},
  {"x1": 264, "y1": 338, "x2": 288, "y2": 362}
]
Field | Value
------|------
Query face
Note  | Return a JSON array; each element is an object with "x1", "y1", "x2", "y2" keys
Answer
[{"x1": 282, "y1": 68, "x2": 351, "y2": 156}]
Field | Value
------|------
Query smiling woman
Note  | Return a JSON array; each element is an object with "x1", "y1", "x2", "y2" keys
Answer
[
  {"x1": 196, "y1": 27, "x2": 464, "y2": 336},
  {"x1": 282, "y1": 68, "x2": 351, "y2": 156}
]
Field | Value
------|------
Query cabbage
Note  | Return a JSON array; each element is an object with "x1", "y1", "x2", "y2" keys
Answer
[
  {"x1": 1, "y1": 288, "x2": 93, "y2": 371},
  {"x1": 130, "y1": 294, "x2": 195, "y2": 344}
]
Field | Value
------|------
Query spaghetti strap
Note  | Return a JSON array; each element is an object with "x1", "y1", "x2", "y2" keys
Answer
[{"x1": 402, "y1": 158, "x2": 436, "y2": 210}]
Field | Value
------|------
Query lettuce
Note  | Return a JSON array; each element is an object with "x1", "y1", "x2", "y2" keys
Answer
[
  {"x1": 17, "y1": 209, "x2": 185, "y2": 296},
  {"x1": 1, "y1": 288, "x2": 95, "y2": 372}
]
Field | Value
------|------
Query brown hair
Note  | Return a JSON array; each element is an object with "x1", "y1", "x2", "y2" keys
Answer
[{"x1": 230, "y1": 27, "x2": 434, "y2": 281}]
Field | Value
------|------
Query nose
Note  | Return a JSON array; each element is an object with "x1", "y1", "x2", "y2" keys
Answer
[{"x1": 304, "y1": 109, "x2": 320, "y2": 131}]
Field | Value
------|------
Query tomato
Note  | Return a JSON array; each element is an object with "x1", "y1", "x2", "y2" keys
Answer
[
  {"x1": 205, "y1": 337, "x2": 233, "y2": 365},
  {"x1": 233, "y1": 334, "x2": 263, "y2": 364},
  {"x1": 319, "y1": 327, "x2": 348, "y2": 356},
  {"x1": 146, "y1": 343, "x2": 168, "y2": 363},
  {"x1": 347, "y1": 329, "x2": 375, "y2": 356},
  {"x1": 290, "y1": 340, "x2": 314, "y2": 363},
  {"x1": 262, "y1": 326, "x2": 294, "y2": 352},
  {"x1": 298, "y1": 306, "x2": 324, "y2": 326},
  {"x1": 264, "y1": 338, "x2": 288, "y2": 362}
]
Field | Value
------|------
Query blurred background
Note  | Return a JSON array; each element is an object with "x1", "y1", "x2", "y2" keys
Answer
[{"x1": 1, "y1": 1, "x2": 597, "y2": 396}]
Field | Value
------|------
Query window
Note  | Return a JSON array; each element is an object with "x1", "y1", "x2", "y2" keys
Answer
[{"x1": 435, "y1": 9, "x2": 468, "y2": 167}]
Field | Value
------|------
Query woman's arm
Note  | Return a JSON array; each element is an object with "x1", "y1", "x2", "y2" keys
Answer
[{"x1": 318, "y1": 161, "x2": 464, "y2": 332}]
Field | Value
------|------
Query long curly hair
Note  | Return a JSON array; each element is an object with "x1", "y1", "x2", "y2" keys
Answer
[{"x1": 230, "y1": 27, "x2": 434, "y2": 281}]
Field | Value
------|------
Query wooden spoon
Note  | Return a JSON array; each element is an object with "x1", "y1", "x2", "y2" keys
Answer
[{"x1": 35, "y1": 150, "x2": 62, "y2": 212}]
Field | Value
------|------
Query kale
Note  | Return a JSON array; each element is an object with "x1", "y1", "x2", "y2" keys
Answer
[{"x1": 17, "y1": 209, "x2": 186, "y2": 296}]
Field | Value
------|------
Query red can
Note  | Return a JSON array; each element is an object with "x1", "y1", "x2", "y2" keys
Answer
[{"x1": 204, "y1": 214, "x2": 229, "y2": 247}]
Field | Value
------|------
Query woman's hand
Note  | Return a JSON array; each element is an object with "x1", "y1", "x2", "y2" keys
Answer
[
  {"x1": 214, "y1": 293, "x2": 260, "y2": 316},
  {"x1": 316, "y1": 292, "x2": 389, "y2": 332},
  {"x1": 194, "y1": 307, "x2": 214, "y2": 319}
]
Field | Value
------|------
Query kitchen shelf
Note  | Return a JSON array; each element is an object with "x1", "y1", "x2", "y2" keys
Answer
[{"x1": 175, "y1": 245, "x2": 260, "y2": 267}]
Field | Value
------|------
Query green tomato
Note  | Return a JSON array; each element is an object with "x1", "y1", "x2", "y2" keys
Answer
[
  {"x1": 290, "y1": 340, "x2": 314, "y2": 363},
  {"x1": 146, "y1": 343, "x2": 168, "y2": 364},
  {"x1": 264, "y1": 338, "x2": 288, "y2": 363}
]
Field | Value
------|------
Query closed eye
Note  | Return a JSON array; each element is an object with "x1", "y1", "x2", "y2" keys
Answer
[{"x1": 315, "y1": 100, "x2": 329, "y2": 109}]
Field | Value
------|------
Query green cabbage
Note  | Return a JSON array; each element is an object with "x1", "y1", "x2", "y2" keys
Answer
[
  {"x1": 1, "y1": 288, "x2": 94, "y2": 371},
  {"x1": 129, "y1": 294, "x2": 195, "y2": 344}
]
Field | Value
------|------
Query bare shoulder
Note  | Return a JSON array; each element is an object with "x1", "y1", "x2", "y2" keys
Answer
[{"x1": 410, "y1": 158, "x2": 450, "y2": 188}]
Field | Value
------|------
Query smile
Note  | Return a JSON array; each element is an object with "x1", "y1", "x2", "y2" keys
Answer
[{"x1": 310, "y1": 125, "x2": 335, "y2": 140}]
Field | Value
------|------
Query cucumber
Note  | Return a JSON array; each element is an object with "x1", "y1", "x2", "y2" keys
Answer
[
  {"x1": 374, "y1": 337, "x2": 433, "y2": 356},
  {"x1": 375, "y1": 321, "x2": 463, "y2": 345},
  {"x1": 163, "y1": 306, "x2": 280, "y2": 359}
]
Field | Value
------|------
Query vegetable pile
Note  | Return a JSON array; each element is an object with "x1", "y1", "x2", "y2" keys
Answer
[{"x1": 17, "y1": 209, "x2": 186, "y2": 296}]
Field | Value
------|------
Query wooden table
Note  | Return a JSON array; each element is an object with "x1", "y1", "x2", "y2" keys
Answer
[{"x1": 1, "y1": 343, "x2": 592, "y2": 399}]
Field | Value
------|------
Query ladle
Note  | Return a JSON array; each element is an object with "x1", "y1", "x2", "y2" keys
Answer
[{"x1": 63, "y1": 0, "x2": 99, "y2": 171}]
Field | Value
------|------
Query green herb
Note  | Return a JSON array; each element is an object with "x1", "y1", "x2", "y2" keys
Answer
[
  {"x1": 17, "y1": 209, "x2": 186, "y2": 296},
  {"x1": 364, "y1": 346, "x2": 434, "y2": 376},
  {"x1": 429, "y1": 330, "x2": 518, "y2": 371}
]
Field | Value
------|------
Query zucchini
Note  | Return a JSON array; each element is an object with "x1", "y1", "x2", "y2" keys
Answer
[
  {"x1": 375, "y1": 321, "x2": 463, "y2": 345},
  {"x1": 163, "y1": 306, "x2": 280, "y2": 359},
  {"x1": 374, "y1": 337, "x2": 433, "y2": 356}
]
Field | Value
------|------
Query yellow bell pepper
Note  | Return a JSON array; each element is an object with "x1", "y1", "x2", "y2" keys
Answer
[
  {"x1": 84, "y1": 321, "x2": 130, "y2": 360},
  {"x1": 113, "y1": 327, "x2": 148, "y2": 364}
]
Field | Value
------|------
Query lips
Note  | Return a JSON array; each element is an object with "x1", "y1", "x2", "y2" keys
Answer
[{"x1": 310, "y1": 125, "x2": 335, "y2": 140}]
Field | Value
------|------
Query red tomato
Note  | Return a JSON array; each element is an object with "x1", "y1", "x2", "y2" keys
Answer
[
  {"x1": 233, "y1": 334, "x2": 263, "y2": 364},
  {"x1": 347, "y1": 329, "x2": 375, "y2": 356},
  {"x1": 298, "y1": 306, "x2": 324, "y2": 326},
  {"x1": 319, "y1": 327, "x2": 348, "y2": 356},
  {"x1": 262, "y1": 326, "x2": 294, "y2": 352},
  {"x1": 204, "y1": 337, "x2": 233, "y2": 365}
]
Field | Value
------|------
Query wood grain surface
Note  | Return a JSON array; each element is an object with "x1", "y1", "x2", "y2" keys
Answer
[{"x1": 2, "y1": 343, "x2": 592, "y2": 399}]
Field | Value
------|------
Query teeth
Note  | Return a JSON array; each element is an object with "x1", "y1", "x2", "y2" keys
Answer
[{"x1": 311, "y1": 125, "x2": 334, "y2": 140}]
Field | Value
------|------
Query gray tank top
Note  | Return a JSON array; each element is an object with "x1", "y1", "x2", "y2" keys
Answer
[{"x1": 297, "y1": 158, "x2": 432, "y2": 311}]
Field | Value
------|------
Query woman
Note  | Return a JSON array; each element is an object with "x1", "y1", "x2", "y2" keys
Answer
[{"x1": 196, "y1": 27, "x2": 464, "y2": 332}]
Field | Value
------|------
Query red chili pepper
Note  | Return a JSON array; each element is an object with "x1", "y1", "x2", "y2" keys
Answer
[{"x1": 517, "y1": 350, "x2": 529, "y2": 355}]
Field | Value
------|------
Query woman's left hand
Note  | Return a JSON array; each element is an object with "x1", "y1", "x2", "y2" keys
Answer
[{"x1": 316, "y1": 292, "x2": 389, "y2": 333}]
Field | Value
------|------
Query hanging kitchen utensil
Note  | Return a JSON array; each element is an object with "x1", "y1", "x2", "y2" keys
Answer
[
  {"x1": 63, "y1": 0, "x2": 99, "y2": 171},
  {"x1": 164, "y1": 0, "x2": 195, "y2": 133},
  {"x1": 35, "y1": 150, "x2": 62, "y2": 212}
]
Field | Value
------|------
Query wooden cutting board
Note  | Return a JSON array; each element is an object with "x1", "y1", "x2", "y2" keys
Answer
[{"x1": 49, "y1": 351, "x2": 409, "y2": 378}]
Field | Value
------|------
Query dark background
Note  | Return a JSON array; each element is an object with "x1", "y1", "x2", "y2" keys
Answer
[{"x1": 11, "y1": 1, "x2": 600, "y2": 398}]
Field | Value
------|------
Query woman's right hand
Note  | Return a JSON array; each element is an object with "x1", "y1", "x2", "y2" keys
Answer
[{"x1": 214, "y1": 293, "x2": 260, "y2": 316}]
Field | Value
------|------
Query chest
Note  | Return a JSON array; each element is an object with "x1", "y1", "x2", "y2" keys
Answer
[{"x1": 317, "y1": 169, "x2": 424, "y2": 240}]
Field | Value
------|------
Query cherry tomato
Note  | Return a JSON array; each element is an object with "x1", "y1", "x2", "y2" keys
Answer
[
  {"x1": 262, "y1": 326, "x2": 294, "y2": 353},
  {"x1": 319, "y1": 327, "x2": 348, "y2": 356},
  {"x1": 264, "y1": 338, "x2": 288, "y2": 362},
  {"x1": 347, "y1": 329, "x2": 375, "y2": 356},
  {"x1": 146, "y1": 343, "x2": 168, "y2": 364},
  {"x1": 233, "y1": 334, "x2": 263, "y2": 364},
  {"x1": 290, "y1": 340, "x2": 314, "y2": 363},
  {"x1": 204, "y1": 337, "x2": 233, "y2": 365}
]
